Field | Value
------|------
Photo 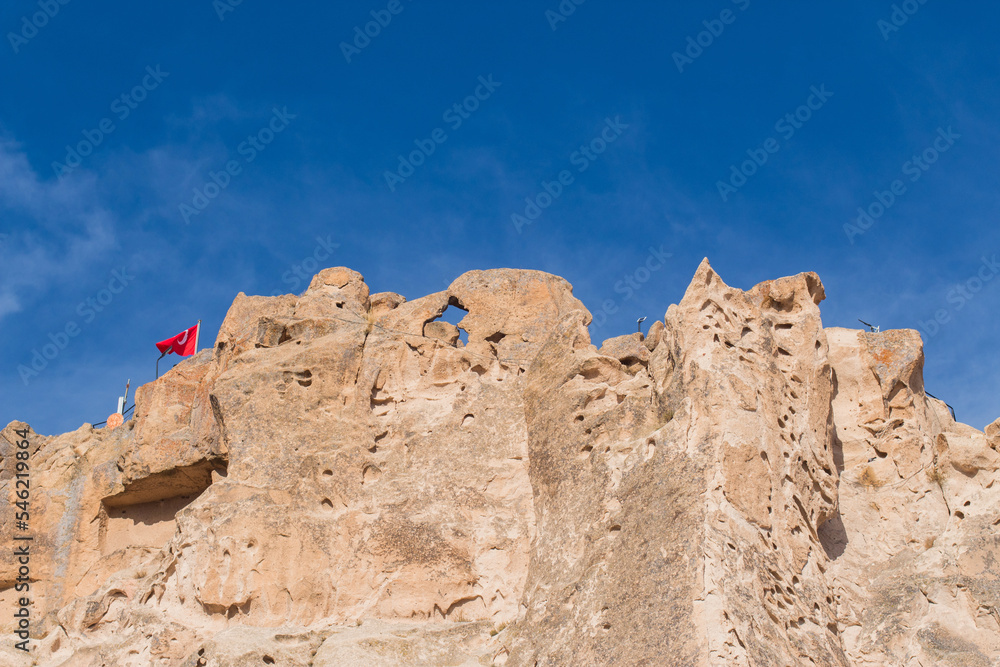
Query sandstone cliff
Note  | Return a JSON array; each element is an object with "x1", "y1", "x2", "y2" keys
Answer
[{"x1": 1, "y1": 262, "x2": 997, "y2": 666}]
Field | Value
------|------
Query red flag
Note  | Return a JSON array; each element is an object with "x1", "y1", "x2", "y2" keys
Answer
[{"x1": 156, "y1": 323, "x2": 199, "y2": 356}]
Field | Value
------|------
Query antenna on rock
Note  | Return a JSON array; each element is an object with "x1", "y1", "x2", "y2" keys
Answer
[
  {"x1": 637, "y1": 317, "x2": 647, "y2": 334},
  {"x1": 117, "y1": 379, "x2": 130, "y2": 415},
  {"x1": 858, "y1": 319, "x2": 879, "y2": 333}
]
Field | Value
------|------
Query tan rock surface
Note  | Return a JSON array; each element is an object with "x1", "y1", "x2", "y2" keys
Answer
[
  {"x1": 1, "y1": 261, "x2": 996, "y2": 666},
  {"x1": 824, "y1": 328, "x2": 1000, "y2": 666},
  {"x1": 987, "y1": 418, "x2": 1000, "y2": 451}
]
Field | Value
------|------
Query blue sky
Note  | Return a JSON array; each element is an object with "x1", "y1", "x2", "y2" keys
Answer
[{"x1": 1, "y1": 1, "x2": 997, "y2": 435}]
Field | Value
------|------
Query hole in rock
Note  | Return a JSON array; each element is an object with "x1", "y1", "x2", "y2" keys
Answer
[
  {"x1": 100, "y1": 459, "x2": 227, "y2": 556},
  {"x1": 462, "y1": 414, "x2": 475, "y2": 427},
  {"x1": 776, "y1": 323, "x2": 793, "y2": 331},
  {"x1": 323, "y1": 469, "x2": 333, "y2": 476},
  {"x1": 486, "y1": 332, "x2": 506, "y2": 344},
  {"x1": 431, "y1": 300, "x2": 470, "y2": 345},
  {"x1": 263, "y1": 657, "x2": 275, "y2": 665},
  {"x1": 370, "y1": 383, "x2": 393, "y2": 407},
  {"x1": 362, "y1": 464, "x2": 382, "y2": 485},
  {"x1": 321, "y1": 498, "x2": 334, "y2": 510}
]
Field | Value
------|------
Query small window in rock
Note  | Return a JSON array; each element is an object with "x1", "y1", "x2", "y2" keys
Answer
[{"x1": 433, "y1": 302, "x2": 470, "y2": 345}]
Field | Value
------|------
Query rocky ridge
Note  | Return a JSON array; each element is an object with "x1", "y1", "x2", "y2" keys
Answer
[{"x1": 1, "y1": 261, "x2": 998, "y2": 666}]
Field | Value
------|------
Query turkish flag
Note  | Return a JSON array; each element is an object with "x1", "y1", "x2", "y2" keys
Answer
[{"x1": 156, "y1": 324, "x2": 199, "y2": 356}]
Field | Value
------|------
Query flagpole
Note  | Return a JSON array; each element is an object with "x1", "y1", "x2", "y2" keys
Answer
[
  {"x1": 155, "y1": 349, "x2": 168, "y2": 379},
  {"x1": 194, "y1": 320, "x2": 201, "y2": 354}
]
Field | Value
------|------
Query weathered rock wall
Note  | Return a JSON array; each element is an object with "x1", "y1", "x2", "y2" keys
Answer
[
  {"x1": 0, "y1": 261, "x2": 996, "y2": 666},
  {"x1": 824, "y1": 328, "x2": 1000, "y2": 665}
]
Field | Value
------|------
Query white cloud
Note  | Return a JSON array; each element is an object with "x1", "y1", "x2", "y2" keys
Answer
[{"x1": 0, "y1": 138, "x2": 117, "y2": 320}]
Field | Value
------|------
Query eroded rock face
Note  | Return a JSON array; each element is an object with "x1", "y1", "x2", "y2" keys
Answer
[
  {"x1": 1, "y1": 261, "x2": 996, "y2": 666},
  {"x1": 501, "y1": 262, "x2": 845, "y2": 666},
  {"x1": 825, "y1": 328, "x2": 1000, "y2": 666}
]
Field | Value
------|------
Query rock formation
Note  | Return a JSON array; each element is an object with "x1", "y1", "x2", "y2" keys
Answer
[{"x1": 1, "y1": 261, "x2": 997, "y2": 666}]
